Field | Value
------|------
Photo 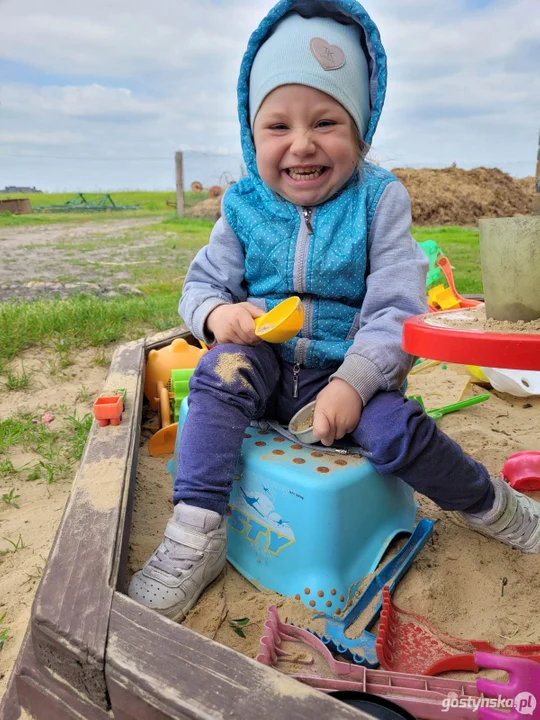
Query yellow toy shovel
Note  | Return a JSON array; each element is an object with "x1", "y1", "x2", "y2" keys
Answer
[{"x1": 254, "y1": 296, "x2": 304, "y2": 343}]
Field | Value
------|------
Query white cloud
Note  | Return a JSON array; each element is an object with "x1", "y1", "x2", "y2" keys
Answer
[
  {"x1": 0, "y1": 0, "x2": 538, "y2": 190},
  {"x1": 0, "y1": 131, "x2": 82, "y2": 145},
  {"x1": 1, "y1": 84, "x2": 159, "y2": 118}
]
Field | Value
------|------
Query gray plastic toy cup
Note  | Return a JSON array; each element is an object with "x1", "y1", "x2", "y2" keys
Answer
[{"x1": 288, "y1": 401, "x2": 317, "y2": 444}]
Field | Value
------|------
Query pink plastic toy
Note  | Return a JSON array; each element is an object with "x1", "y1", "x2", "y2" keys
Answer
[
  {"x1": 476, "y1": 652, "x2": 540, "y2": 720},
  {"x1": 502, "y1": 452, "x2": 540, "y2": 492},
  {"x1": 257, "y1": 606, "x2": 486, "y2": 719}
]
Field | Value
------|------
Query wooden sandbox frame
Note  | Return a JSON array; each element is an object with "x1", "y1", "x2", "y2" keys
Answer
[{"x1": 1, "y1": 327, "x2": 368, "y2": 720}]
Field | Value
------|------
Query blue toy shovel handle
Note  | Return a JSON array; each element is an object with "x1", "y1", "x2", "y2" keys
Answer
[
  {"x1": 318, "y1": 519, "x2": 434, "y2": 666},
  {"x1": 347, "y1": 518, "x2": 434, "y2": 630}
]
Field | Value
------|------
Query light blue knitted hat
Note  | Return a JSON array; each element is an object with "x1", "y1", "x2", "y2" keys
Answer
[{"x1": 249, "y1": 12, "x2": 371, "y2": 138}]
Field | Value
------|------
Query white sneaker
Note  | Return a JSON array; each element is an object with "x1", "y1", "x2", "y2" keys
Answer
[
  {"x1": 128, "y1": 502, "x2": 227, "y2": 621},
  {"x1": 458, "y1": 476, "x2": 540, "y2": 553}
]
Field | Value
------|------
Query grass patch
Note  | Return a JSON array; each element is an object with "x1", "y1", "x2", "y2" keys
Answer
[
  {"x1": 0, "y1": 220, "x2": 480, "y2": 366},
  {"x1": 0, "y1": 219, "x2": 215, "y2": 361},
  {"x1": 0, "y1": 613, "x2": 9, "y2": 651},
  {"x1": 1, "y1": 488, "x2": 20, "y2": 508},
  {"x1": 4, "y1": 368, "x2": 32, "y2": 391},
  {"x1": 0, "y1": 409, "x2": 93, "y2": 485},
  {"x1": 0, "y1": 292, "x2": 181, "y2": 364},
  {"x1": 0, "y1": 191, "x2": 210, "y2": 227},
  {"x1": 2, "y1": 535, "x2": 25, "y2": 554}
]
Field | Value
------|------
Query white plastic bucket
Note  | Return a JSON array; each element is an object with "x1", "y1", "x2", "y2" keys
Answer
[{"x1": 481, "y1": 367, "x2": 540, "y2": 397}]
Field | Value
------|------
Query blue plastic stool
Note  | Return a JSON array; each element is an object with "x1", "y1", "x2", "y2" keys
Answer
[{"x1": 168, "y1": 399, "x2": 417, "y2": 616}]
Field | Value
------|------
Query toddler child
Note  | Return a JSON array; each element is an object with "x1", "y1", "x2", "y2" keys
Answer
[{"x1": 129, "y1": 0, "x2": 540, "y2": 621}]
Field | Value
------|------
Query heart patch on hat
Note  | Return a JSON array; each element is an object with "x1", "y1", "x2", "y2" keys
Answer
[{"x1": 310, "y1": 37, "x2": 346, "y2": 71}]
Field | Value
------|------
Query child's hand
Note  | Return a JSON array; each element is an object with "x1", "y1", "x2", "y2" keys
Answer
[
  {"x1": 206, "y1": 302, "x2": 265, "y2": 345},
  {"x1": 312, "y1": 378, "x2": 362, "y2": 447}
]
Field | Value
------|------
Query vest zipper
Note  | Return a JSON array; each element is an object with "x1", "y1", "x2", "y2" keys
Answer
[
  {"x1": 292, "y1": 363, "x2": 301, "y2": 398},
  {"x1": 302, "y1": 206, "x2": 314, "y2": 234}
]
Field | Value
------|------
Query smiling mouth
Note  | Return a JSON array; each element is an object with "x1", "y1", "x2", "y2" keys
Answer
[{"x1": 285, "y1": 166, "x2": 327, "y2": 181}]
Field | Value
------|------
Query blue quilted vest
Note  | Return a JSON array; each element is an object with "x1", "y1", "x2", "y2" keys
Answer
[{"x1": 223, "y1": 163, "x2": 397, "y2": 368}]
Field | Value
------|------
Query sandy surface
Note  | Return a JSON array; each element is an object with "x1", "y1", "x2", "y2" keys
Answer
[
  {"x1": 426, "y1": 304, "x2": 540, "y2": 334},
  {"x1": 127, "y1": 364, "x2": 540, "y2": 680},
  {"x1": 2, "y1": 357, "x2": 539, "y2": 699}
]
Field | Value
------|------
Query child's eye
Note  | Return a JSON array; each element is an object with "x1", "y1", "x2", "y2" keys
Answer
[
  {"x1": 269, "y1": 123, "x2": 289, "y2": 131},
  {"x1": 316, "y1": 120, "x2": 336, "y2": 128}
]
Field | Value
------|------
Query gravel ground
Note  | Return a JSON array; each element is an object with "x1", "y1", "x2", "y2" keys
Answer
[{"x1": 0, "y1": 218, "x2": 162, "y2": 301}]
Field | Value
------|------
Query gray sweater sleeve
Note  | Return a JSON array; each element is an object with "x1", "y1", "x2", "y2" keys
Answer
[
  {"x1": 179, "y1": 211, "x2": 247, "y2": 344},
  {"x1": 331, "y1": 181, "x2": 428, "y2": 405}
]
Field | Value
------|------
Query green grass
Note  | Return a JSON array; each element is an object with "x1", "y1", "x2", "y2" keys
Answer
[
  {"x1": 0, "y1": 292, "x2": 182, "y2": 363},
  {"x1": 1, "y1": 488, "x2": 20, "y2": 508},
  {"x1": 4, "y1": 368, "x2": 32, "y2": 391},
  {"x1": 0, "y1": 191, "x2": 209, "y2": 227},
  {"x1": 0, "y1": 409, "x2": 93, "y2": 484},
  {"x1": 0, "y1": 612, "x2": 9, "y2": 651},
  {"x1": 0, "y1": 221, "x2": 480, "y2": 366}
]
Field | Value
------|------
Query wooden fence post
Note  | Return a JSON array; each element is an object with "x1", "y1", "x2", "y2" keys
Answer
[{"x1": 175, "y1": 151, "x2": 184, "y2": 217}]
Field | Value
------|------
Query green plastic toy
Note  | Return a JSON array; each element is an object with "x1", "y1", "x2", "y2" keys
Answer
[
  {"x1": 426, "y1": 394, "x2": 490, "y2": 421},
  {"x1": 418, "y1": 240, "x2": 447, "y2": 290},
  {"x1": 171, "y1": 368, "x2": 195, "y2": 421}
]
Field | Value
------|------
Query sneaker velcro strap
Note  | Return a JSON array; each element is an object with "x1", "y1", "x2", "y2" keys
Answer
[{"x1": 164, "y1": 521, "x2": 209, "y2": 550}]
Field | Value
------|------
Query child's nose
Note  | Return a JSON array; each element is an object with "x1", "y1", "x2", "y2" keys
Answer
[{"x1": 290, "y1": 131, "x2": 316, "y2": 155}]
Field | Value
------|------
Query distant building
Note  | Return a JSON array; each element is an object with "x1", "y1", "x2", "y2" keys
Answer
[{"x1": 1, "y1": 186, "x2": 42, "y2": 194}]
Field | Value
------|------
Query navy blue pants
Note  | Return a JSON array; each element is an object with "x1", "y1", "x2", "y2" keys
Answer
[{"x1": 173, "y1": 343, "x2": 494, "y2": 517}]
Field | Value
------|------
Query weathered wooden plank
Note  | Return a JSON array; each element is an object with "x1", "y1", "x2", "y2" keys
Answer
[
  {"x1": 0, "y1": 629, "x2": 111, "y2": 720},
  {"x1": 144, "y1": 325, "x2": 194, "y2": 353},
  {"x1": 113, "y1": 325, "x2": 194, "y2": 594},
  {"x1": 106, "y1": 593, "x2": 368, "y2": 720},
  {"x1": 0, "y1": 659, "x2": 21, "y2": 720},
  {"x1": 31, "y1": 339, "x2": 146, "y2": 709}
]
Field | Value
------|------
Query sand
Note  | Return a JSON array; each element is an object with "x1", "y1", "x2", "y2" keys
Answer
[
  {"x1": 127, "y1": 363, "x2": 540, "y2": 681},
  {"x1": 214, "y1": 352, "x2": 252, "y2": 388},
  {"x1": 2, "y1": 355, "x2": 539, "y2": 698},
  {"x1": 291, "y1": 408, "x2": 315, "y2": 432},
  {"x1": 426, "y1": 304, "x2": 540, "y2": 334}
]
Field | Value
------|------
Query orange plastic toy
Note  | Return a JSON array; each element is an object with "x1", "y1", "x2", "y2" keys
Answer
[
  {"x1": 145, "y1": 338, "x2": 208, "y2": 456},
  {"x1": 93, "y1": 395, "x2": 123, "y2": 427},
  {"x1": 144, "y1": 338, "x2": 207, "y2": 411}
]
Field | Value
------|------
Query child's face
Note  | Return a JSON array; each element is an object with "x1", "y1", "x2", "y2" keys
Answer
[{"x1": 253, "y1": 84, "x2": 359, "y2": 206}]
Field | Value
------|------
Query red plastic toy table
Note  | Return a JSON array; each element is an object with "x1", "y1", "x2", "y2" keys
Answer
[{"x1": 403, "y1": 305, "x2": 540, "y2": 371}]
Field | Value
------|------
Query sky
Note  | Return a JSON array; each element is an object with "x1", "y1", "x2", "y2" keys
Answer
[{"x1": 0, "y1": 0, "x2": 539, "y2": 192}]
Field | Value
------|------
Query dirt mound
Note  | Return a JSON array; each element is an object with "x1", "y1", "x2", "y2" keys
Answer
[
  {"x1": 186, "y1": 196, "x2": 221, "y2": 221},
  {"x1": 186, "y1": 167, "x2": 536, "y2": 226},
  {"x1": 392, "y1": 166, "x2": 535, "y2": 226}
]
